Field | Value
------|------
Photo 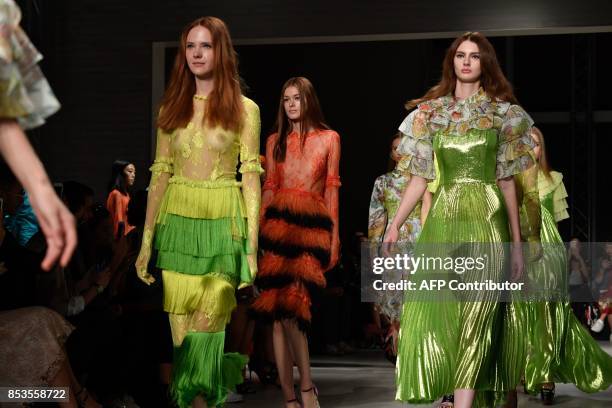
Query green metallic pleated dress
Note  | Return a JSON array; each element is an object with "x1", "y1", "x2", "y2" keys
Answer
[
  {"x1": 394, "y1": 88, "x2": 537, "y2": 404},
  {"x1": 518, "y1": 171, "x2": 612, "y2": 394}
]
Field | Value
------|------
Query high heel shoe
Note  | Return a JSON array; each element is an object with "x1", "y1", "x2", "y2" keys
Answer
[
  {"x1": 286, "y1": 397, "x2": 302, "y2": 407},
  {"x1": 540, "y1": 384, "x2": 555, "y2": 405},
  {"x1": 301, "y1": 385, "x2": 320, "y2": 408}
]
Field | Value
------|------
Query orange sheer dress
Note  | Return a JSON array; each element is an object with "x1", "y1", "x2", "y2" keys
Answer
[{"x1": 252, "y1": 129, "x2": 341, "y2": 331}]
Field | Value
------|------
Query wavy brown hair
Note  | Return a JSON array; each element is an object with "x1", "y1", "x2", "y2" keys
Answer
[
  {"x1": 273, "y1": 77, "x2": 330, "y2": 162},
  {"x1": 406, "y1": 32, "x2": 518, "y2": 109},
  {"x1": 157, "y1": 16, "x2": 244, "y2": 132}
]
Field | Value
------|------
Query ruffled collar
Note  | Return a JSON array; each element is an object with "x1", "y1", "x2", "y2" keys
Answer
[
  {"x1": 418, "y1": 87, "x2": 511, "y2": 134},
  {"x1": 455, "y1": 87, "x2": 488, "y2": 105}
]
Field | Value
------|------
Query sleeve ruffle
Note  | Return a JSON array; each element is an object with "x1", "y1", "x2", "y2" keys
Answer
[
  {"x1": 397, "y1": 109, "x2": 435, "y2": 180},
  {"x1": 496, "y1": 104, "x2": 536, "y2": 179},
  {"x1": 0, "y1": 5, "x2": 60, "y2": 129},
  {"x1": 149, "y1": 158, "x2": 173, "y2": 174},
  {"x1": 551, "y1": 171, "x2": 569, "y2": 222},
  {"x1": 238, "y1": 159, "x2": 264, "y2": 175}
]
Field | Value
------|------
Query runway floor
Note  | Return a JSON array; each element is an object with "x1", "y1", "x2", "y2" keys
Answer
[{"x1": 235, "y1": 343, "x2": 612, "y2": 407}]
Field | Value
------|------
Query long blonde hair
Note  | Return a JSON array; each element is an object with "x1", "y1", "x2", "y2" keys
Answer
[{"x1": 532, "y1": 126, "x2": 552, "y2": 179}]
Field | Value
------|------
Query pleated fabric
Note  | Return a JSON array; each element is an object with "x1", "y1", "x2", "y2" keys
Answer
[
  {"x1": 515, "y1": 189, "x2": 611, "y2": 395},
  {"x1": 170, "y1": 331, "x2": 248, "y2": 408},
  {"x1": 396, "y1": 179, "x2": 511, "y2": 403},
  {"x1": 154, "y1": 177, "x2": 251, "y2": 286},
  {"x1": 396, "y1": 129, "x2": 519, "y2": 405},
  {"x1": 155, "y1": 178, "x2": 250, "y2": 406},
  {"x1": 252, "y1": 189, "x2": 332, "y2": 332}
]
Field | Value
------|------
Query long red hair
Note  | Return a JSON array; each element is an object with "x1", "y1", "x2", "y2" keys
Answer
[
  {"x1": 157, "y1": 16, "x2": 244, "y2": 132},
  {"x1": 273, "y1": 77, "x2": 330, "y2": 162},
  {"x1": 407, "y1": 32, "x2": 518, "y2": 109}
]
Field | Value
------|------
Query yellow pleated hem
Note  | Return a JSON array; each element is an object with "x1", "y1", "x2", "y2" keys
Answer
[{"x1": 163, "y1": 271, "x2": 237, "y2": 321}]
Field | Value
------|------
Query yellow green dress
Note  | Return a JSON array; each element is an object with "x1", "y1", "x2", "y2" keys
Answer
[
  {"x1": 394, "y1": 88, "x2": 536, "y2": 403},
  {"x1": 518, "y1": 170, "x2": 612, "y2": 394},
  {"x1": 142, "y1": 95, "x2": 262, "y2": 407}
]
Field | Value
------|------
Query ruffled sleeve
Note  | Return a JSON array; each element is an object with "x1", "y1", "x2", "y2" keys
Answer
[
  {"x1": 397, "y1": 108, "x2": 435, "y2": 180},
  {"x1": 496, "y1": 104, "x2": 536, "y2": 179},
  {"x1": 139, "y1": 125, "x2": 174, "y2": 256},
  {"x1": 0, "y1": 1, "x2": 60, "y2": 129},
  {"x1": 238, "y1": 98, "x2": 262, "y2": 283},
  {"x1": 539, "y1": 171, "x2": 569, "y2": 222},
  {"x1": 238, "y1": 98, "x2": 264, "y2": 175}
]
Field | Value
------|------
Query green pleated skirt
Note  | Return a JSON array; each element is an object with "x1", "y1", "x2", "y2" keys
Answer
[{"x1": 396, "y1": 181, "x2": 512, "y2": 403}]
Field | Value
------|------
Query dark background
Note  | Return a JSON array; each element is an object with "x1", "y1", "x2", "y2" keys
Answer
[{"x1": 15, "y1": 0, "x2": 612, "y2": 241}]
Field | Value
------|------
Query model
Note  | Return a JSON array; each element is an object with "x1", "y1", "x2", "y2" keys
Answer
[
  {"x1": 252, "y1": 77, "x2": 340, "y2": 408},
  {"x1": 384, "y1": 32, "x2": 536, "y2": 408},
  {"x1": 135, "y1": 17, "x2": 262, "y2": 408}
]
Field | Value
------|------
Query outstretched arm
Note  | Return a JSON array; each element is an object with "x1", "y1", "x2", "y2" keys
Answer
[
  {"x1": 239, "y1": 101, "x2": 263, "y2": 286},
  {"x1": 324, "y1": 132, "x2": 341, "y2": 270},
  {"x1": 0, "y1": 119, "x2": 76, "y2": 270},
  {"x1": 385, "y1": 175, "x2": 428, "y2": 243},
  {"x1": 135, "y1": 127, "x2": 173, "y2": 285}
]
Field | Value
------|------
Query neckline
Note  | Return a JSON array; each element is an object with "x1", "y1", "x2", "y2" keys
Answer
[
  {"x1": 454, "y1": 87, "x2": 485, "y2": 104},
  {"x1": 289, "y1": 129, "x2": 319, "y2": 137}
]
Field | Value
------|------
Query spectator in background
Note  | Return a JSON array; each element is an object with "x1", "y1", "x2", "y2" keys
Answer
[
  {"x1": 63, "y1": 181, "x2": 95, "y2": 226},
  {"x1": 568, "y1": 238, "x2": 593, "y2": 324},
  {"x1": 590, "y1": 243, "x2": 612, "y2": 340},
  {"x1": 106, "y1": 160, "x2": 136, "y2": 239}
]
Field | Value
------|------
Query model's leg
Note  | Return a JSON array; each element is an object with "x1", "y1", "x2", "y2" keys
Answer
[
  {"x1": 273, "y1": 321, "x2": 299, "y2": 406},
  {"x1": 281, "y1": 319, "x2": 319, "y2": 408},
  {"x1": 453, "y1": 388, "x2": 475, "y2": 408}
]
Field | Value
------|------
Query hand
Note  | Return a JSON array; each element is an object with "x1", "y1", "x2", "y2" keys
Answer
[
  {"x1": 526, "y1": 238, "x2": 543, "y2": 262},
  {"x1": 135, "y1": 246, "x2": 155, "y2": 285},
  {"x1": 28, "y1": 185, "x2": 77, "y2": 271},
  {"x1": 511, "y1": 243, "x2": 524, "y2": 282},
  {"x1": 382, "y1": 224, "x2": 400, "y2": 257}
]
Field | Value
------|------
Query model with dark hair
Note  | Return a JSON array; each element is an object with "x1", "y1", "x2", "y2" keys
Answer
[
  {"x1": 134, "y1": 16, "x2": 262, "y2": 408},
  {"x1": 385, "y1": 32, "x2": 537, "y2": 407},
  {"x1": 106, "y1": 160, "x2": 136, "y2": 238},
  {"x1": 252, "y1": 77, "x2": 341, "y2": 408}
]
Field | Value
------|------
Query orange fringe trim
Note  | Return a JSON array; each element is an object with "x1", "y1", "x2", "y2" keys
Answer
[
  {"x1": 258, "y1": 252, "x2": 326, "y2": 287},
  {"x1": 251, "y1": 283, "x2": 312, "y2": 322},
  {"x1": 260, "y1": 218, "x2": 331, "y2": 250},
  {"x1": 267, "y1": 189, "x2": 329, "y2": 218}
]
